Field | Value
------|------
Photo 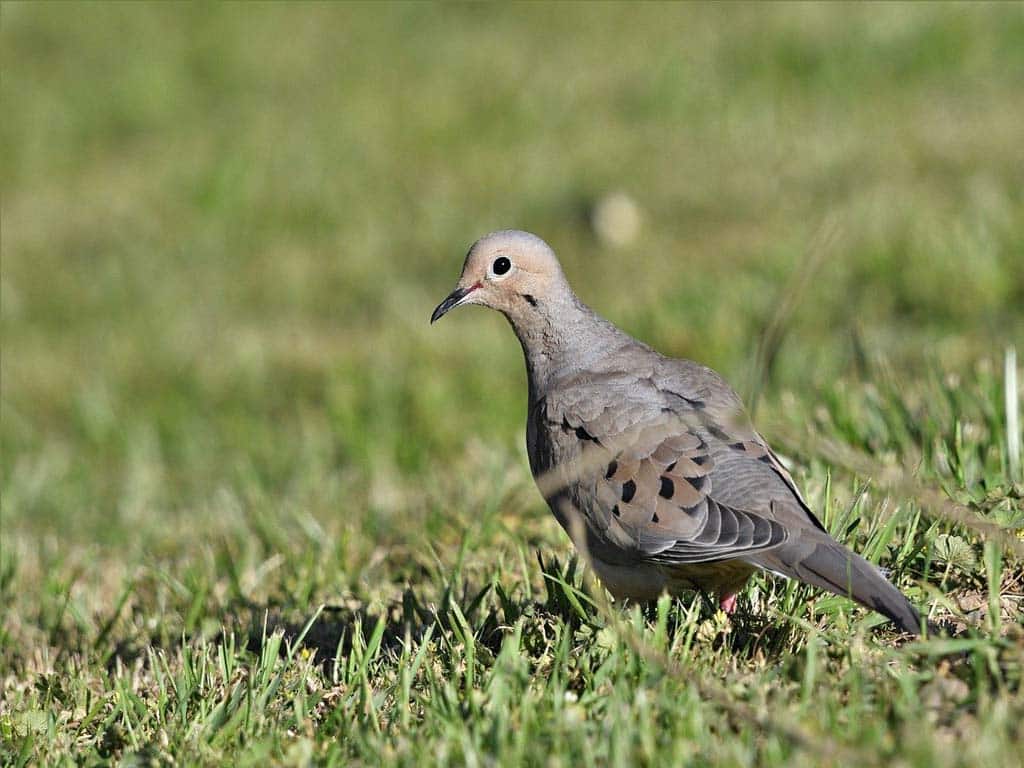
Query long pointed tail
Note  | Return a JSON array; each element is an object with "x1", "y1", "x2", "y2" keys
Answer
[{"x1": 751, "y1": 534, "x2": 923, "y2": 635}]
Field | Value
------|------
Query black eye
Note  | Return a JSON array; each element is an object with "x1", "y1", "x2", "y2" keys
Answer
[{"x1": 492, "y1": 256, "x2": 511, "y2": 276}]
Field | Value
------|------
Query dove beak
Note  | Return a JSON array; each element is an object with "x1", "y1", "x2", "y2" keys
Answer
[{"x1": 430, "y1": 283, "x2": 479, "y2": 323}]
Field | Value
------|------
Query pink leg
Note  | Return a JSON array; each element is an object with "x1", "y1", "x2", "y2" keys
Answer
[{"x1": 719, "y1": 593, "x2": 738, "y2": 614}]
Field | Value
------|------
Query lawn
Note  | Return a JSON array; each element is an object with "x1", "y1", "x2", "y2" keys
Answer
[{"x1": 2, "y1": 2, "x2": 1023, "y2": 765}]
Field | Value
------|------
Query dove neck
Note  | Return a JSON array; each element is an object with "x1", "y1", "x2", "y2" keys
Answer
[{"x1": 507, "y1": 290, "x2": 626, "y2": 401}]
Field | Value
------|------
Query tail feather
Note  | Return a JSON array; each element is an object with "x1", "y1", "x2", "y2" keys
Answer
[{"x1": 752, "y1": 536, "x2": 923, "y2": 635}]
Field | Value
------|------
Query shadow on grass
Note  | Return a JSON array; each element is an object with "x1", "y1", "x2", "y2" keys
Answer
[
  {"x1": 237, "y1": 554, "x2": 919, "y2": 669},
  {"x1": 240, "y1": 580, "x2": 513, "y2": 669},
  {"x1": 102, "y1": 552, "x2": 965, "y2": 679}
]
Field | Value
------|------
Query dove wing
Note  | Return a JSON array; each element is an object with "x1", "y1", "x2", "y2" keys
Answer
[{"x1": 535, "y1": 365, "x2": 805, "y2": 565}]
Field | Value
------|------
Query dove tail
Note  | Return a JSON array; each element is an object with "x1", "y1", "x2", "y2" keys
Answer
[{"x1": 753, "y1": 537, "x2": 923, "y2": 635}]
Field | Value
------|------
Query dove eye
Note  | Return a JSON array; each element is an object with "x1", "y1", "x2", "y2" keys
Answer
[{"x1": 491, "y1": 256, "x2": 512, "y2": 276}]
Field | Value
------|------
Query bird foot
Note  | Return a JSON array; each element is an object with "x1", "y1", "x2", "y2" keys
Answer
[{"x1": 719, "y1": 593, "x2": 738, "y2": 614}]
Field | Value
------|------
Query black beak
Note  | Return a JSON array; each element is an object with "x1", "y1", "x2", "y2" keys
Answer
[{"x1": 430, "y1": 285, "x2": 476, "y2": 324}]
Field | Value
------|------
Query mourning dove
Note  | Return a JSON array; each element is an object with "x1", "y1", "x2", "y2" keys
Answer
[{"x1": 431, "y1": 230, "x2": 924, "y2": 634}]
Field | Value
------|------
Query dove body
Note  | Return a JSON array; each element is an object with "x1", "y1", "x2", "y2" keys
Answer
[{"x1": 432, "y1": 230, "x2": 923, "y2": 634}]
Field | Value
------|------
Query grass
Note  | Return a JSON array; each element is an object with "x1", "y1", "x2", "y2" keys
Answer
[{"x1": 2, "y1": 2, "x2": 1023, "y2": 765}]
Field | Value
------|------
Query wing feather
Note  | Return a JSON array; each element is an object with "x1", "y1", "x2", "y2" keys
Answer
[{"x1": 540, "y1": 375, "x2": 791, "y2": 566}]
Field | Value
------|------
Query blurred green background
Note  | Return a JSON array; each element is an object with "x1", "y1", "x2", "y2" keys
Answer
[
  {"x1": 1, "y1": 3, "x2": 1023, "y2": 763},
  {"x1": 4, "y1": 2, "x2": 1021, "y2": 545}
]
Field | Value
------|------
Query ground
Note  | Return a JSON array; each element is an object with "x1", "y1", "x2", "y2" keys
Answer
[{"x1": 2, "y1": 3, "x2": 1023, "y2": 766}]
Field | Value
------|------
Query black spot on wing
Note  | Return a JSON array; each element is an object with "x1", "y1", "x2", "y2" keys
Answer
[
  {"x1": 621, "y1": 480, "x2": 636, "y2": 503},
  {"x1": 575, "y1": 426, "x2": 597, "y2": 442},
  {"x1": 659, "y1": 477, "x2": 674, "y2": 499},
  {"x1": 562, "y1": 416, "x2": 600, "y2": 444},
  {"x1": 684, "y1": 474, "x2": 706, "y2": 492},
  {"x1": 660, "y1": 387, "x2": 705, "y2": 410},
  {"x1": 706, "y1": 424, "x2": 732, "y2": 442},
  {"x1": 605, "y1": 460, "x2": 618, "y2": 479}
]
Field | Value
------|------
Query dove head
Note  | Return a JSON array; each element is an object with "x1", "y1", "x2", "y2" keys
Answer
[{"x1": 430, "y1": 230, "x2": 572, "y2": 325}]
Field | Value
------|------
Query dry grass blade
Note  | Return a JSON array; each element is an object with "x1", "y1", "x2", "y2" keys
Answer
[
  {"x1": 1007, "y1": 346, "x2": 1021, "y2": 482},
  {"x1": 747, "y1": 216, "x2": 842, "y2": 416}
]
